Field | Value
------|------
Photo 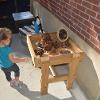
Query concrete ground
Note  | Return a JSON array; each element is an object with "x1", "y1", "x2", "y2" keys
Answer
[{"x1": 0, "y1": 34, "x2": 89, "y2": 100}]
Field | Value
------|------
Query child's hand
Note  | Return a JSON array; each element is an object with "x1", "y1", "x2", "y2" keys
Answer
[{"x1": 23, "y1": 57, "x2": 31, "y2": 62}]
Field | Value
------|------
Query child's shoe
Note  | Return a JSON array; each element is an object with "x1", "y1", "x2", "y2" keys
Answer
[
  {"x1": 14, "y1": 80, "x2": 23, "y2": 88},
  {"x1": 10, "y1": 80, "x2": 16, "y2": 87}
]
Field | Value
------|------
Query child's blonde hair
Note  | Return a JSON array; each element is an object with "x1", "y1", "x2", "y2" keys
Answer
[{"x1": 0, "y1": 28, "x2": 12, "y2": 41}]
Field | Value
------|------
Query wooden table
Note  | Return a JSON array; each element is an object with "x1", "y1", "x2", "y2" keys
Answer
[{"x1": 27, "y1": 32, "x2": 84, "y2": 95}]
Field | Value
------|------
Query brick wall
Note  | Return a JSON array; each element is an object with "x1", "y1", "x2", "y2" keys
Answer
[{"x1": 37, "y1": 0, "x2": 100, "y2": 54}]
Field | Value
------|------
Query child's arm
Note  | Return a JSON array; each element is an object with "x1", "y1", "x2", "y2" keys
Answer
[{"x1": 9, "y1": 53, "x2": 31, "y2": 63}]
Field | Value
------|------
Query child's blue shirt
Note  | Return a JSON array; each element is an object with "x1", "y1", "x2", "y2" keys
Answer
[{"x1": 0, "y1": 46, "x2": 14, "y2": 68}]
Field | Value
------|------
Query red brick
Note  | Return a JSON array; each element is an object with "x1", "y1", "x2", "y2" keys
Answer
[
  {"x1": 72, "y1": 13, "x2": 78, "y2": 24},
  {"x1": 63, "y1": 8, "x2": 68, "y2": 16},
  {"x1": 90, "y1": 17, "x2": 100, "y2": 27},
  {"x1": 76, "y1": 4, "x2": 86, "y2": 12},
  {"x1": 47, "y1": 4, "x2": 51, "y2": 10},
  {"x1": 67, "y1": 19, "x2": 74, "y2": 26},
  {"x1": 50, "y1": 1, "x2": 62, "y2": 9},
  {"x1": 50, "y1": 1, "x2": 56, "y2": 5},
  {"x1": 71, "y1": 22, "x2": 77, "y2": 28},
  {"x1": 60, "y1": 1, "x2": 66, "y2": 6},
  {"x1": 92, "y1": 5, "x2": 100, "y2": 13},
  {"x1": 41, "y1": 2, "x2": 47, "y2": 8},
  {"x1": 81, "y1": 29, "x2": 90, "y2": 39},
  {"x1": 72, "y1": 17, "x2": 79, "y2": 25},
  {"x1": 50, "y1": 8, "x2": 57, "y2": 14},
  {"x1": 69, "y1": 1, "x2": 76, "y2": 7},
  {"x1": 84, "y1": 37, "x2": 100, "y2": 54},
  {"x1": 57, "y1": 11, "x2": 62, "y2": 16},
  {"x1": 85, "y1": 37, "x2": 94, "y2": 48},
  {"x1": 76, "y1": 31, "x2": 85, "y2": 40},
  {"x1": 64, "y1": 0, "x2": 69, "y2": 4},
  {"x1": 50, "y1": 3, "x2": 56, "y2": 9},
  {"x1": 82, "y1": 1, "x2": 92, "y2": 9},
  {"x1": 94, "y1": 46, "x2": 100, "y2": 54},
  {"x1": 85, "y1": 9, "x2": 96, "y2": 17},
  {"x1": 65, "y1": 21, "x2": 70, "y2": 28},
  {"x1": 94, "y1": 26, "x2": 100, "y2": 33},
  {"x1": 77, "y1": 15, "x2": 84, "y2": 22},
  {"x1": 55, "y1": 13, "x2": 60, "y2": 19},
  {"x1": 78, "y1": 22, "x2": 87, "y2": 30},
  {"x1": 98, "y1": 34, "x2": 100, "y2": 42},
  {"x1": 71, "y1": 12, "x2": 77, "y2": 18},
  {"x1": 74, "y1": 0, "x2": 82, "y2": 4},
  {"x1": 56, "y1": 0, "x2": 61, "y2": 3},
  {"x1": 62, "y1": 11, "x2": 71, "y2": 20},
  {"x1": 71, "y1": 12, "x2": 83, "y2": 22},
  {"x1": 90, "y1": 36, "x2": 99, "y2": 46},
  {"x1": 75, "y1": 25, "x2": 81, "y2": 32},
  {"x1": 96, "y1": 14, "x2": 100, "y2": 20},
  {"x1": 66, "y1": 3, "x2": 74, "y2": 10},
  {"x1": 83, "y1": 19, "x2": 94, "y2": 28},
  {"x1": 44, "y1": 0, "x2": 48, "y2": 4},
  {"x1": 63, "y1": 7, "x2": 70, "y2": 14},
  {"x1": 63, "y1": 20, "x2": 70, "y2": 28},
  {"x1": 70, "y1": 26, "x2": 77, "y2": 33},
  {"x1": 70, "y1": 26, "x2": 84, "y2": 39},
  {"x1": 72, "y1": 7, "x2": 80, "y2": 15},
  {"x1": 87, "y1": 27, "x2": 97, "y2": 38},
  {"x1": 79, "y1": 11, "x2": 89, "y2": 20},
  {"x1": 85, "y1": 0, "x2": 100, "y2": 6},
  {"x1": 39, "y1": 0, "x2": 41, "y2": 1},
  {"x1": 71, "y1": 12, "x2": 79, "y2": 21},
  {"x1": 59, "y1": 16, "x2": 70, "y2": 28}
]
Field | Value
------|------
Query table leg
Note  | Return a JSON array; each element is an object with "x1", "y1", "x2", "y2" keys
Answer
[
  {"x1": 41, "y1": 62, "x2": 49, "y2": 95},
  {"x1": 67, "y1": 57, "x2": 80, "y2": 89}
]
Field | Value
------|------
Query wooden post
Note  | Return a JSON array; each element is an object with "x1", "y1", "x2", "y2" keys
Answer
[
  {"x1": 67, "y1": 54, "x2": 81, "y2": 89},
  {"x1": 41, "y1": 62, "x2": 49, "y2": 95},
  {"x1": 27, "y1": 35, "x2": 35, "y2": 65}
]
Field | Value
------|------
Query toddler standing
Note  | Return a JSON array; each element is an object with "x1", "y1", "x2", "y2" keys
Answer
[{"x1": 0, "y1": 28, "x2": 30, "y2": 87}]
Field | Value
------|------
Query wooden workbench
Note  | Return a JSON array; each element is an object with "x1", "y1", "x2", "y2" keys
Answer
[{"x1": 27, "y1": 32, "x2": 84, "y2": 95}]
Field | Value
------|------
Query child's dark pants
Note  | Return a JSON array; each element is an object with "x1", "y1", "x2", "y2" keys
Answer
[{"x1": 1, "y1": 64, "x2": 20, "y2": 82}]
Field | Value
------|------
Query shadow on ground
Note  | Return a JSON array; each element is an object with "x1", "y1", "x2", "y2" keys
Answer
[{"x1": 13, "y1": 83, "x2": 75, "y2": 100}]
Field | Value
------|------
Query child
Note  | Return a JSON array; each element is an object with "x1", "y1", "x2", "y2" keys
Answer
[{"x1": 0, "y1": 27, "x2": 30, "y2": 87}]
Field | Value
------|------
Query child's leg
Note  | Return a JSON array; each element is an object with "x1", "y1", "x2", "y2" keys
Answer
[
  {"x1": 1, "y1": 68, "x2": 12, "y2": 82},
  {"x1": 12, "y1": 64, "x2": 20, "y2": 81},
  {"x1": 15, "y1": 77, "x2": 19, "y2": 81},
  {"x1": 12, "y1": 64, "x2": 23, "y2": 88},
  {"x1": 1, "y1": 68, "x2": 15, "y2": 87}
]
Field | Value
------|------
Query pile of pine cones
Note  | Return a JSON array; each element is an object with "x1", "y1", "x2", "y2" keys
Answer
[{"x1": 34, "y1": 33, "x2": 70, "y2": 56}]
